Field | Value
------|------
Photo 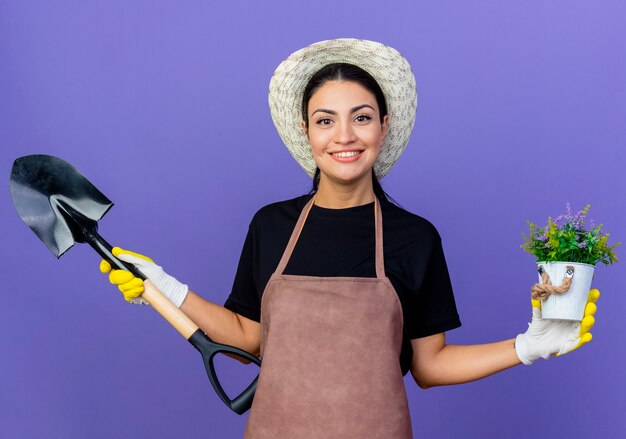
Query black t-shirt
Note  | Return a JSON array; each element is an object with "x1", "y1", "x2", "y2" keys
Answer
[{"x1": 224, "y1": 193, "x2": 462, "y2": 376}]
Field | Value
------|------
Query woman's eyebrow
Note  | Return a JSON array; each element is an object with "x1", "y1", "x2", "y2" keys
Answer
[{"x1": 311, "y1": 104, "x2": 375, "y2": 116}]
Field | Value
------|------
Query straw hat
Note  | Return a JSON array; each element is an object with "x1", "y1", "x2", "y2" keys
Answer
[{"x1": 268, "y1": 38, "x2": 417, "y2": 179}]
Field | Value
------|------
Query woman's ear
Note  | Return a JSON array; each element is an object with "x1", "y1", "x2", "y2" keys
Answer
[
  {"x1": 301, "y1": 120, "x2": 308, "y2": 138},
  {"x1": 380, "y1": 115, "x2": 390, "y2": 143}
]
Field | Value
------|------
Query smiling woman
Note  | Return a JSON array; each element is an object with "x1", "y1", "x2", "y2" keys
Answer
[{"x1": 233, "y1": 40, "x2": 436, "y2": 438}]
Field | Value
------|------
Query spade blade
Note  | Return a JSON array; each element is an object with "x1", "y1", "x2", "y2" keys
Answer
[{"x1": 9, "y1": 154, "x2": 114, "y2": 258}]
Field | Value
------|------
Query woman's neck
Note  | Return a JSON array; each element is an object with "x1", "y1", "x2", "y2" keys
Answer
[{"x1": 314, "y1": 176, "x2": 375, "y2": 209}]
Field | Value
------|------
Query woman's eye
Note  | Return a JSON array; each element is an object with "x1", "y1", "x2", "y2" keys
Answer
[
  {"x1": 355, "y1": 115, "x2": 372, "y2": 122},
  {"x1": 316, "y1": 118, "x2": 333, "y2": 125}
]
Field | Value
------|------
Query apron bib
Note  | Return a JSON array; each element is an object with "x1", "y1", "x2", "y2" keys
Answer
[{"x1": 244, "y1": 195, "x2": 413, "y2": 438}]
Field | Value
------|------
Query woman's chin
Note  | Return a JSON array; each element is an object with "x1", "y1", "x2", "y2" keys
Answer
[{"x1": 320, "y1": 167, "x2": 372, "y2": 186}]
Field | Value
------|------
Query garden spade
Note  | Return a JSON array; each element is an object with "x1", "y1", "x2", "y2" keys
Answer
[{"x1": 9, "y1": 154, "x2": 260, "y2": 414}]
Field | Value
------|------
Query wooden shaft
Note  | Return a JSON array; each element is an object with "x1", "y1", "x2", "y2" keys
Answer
[{"x1": 141, "y1": 280, "x2": 198, "y2": 339}]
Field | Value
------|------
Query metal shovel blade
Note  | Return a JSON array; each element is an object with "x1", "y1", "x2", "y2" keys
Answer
[{"x1": 10, "y1": 154, "x2": 113, "y2": 258}]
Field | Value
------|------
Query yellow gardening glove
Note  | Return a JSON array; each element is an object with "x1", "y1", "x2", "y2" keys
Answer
[
  {"x1": 550, "y1": 288, "x2": 598, "y2": 357},
  {"x1": 99, "y1": 247, "x2": 189, "y2": 307},
  {"x1": 99, "y1": 247, "x2": 152, "y2": 304},
  {"x1": 515, "y1": 289, "x2": 600, "y2": 365}
]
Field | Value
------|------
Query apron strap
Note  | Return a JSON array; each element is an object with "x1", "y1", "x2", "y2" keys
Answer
[
  {"x1": 374, "y1": 196, "x2": 385, "y2": 279},
  {"x1": 275, "y1": 194, "x2": 317, "y2": 275},
  {"x1": 275, "y1": 193, "x2": 386, "y2": 279}
]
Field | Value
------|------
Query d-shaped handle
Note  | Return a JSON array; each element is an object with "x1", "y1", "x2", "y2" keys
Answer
[{"x1": 189, "y1": 330, "x2": 261, "y2": 414}]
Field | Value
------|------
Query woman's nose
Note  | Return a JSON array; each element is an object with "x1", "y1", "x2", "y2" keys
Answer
[{"x1": 335, "y1": 120, "x2": 356, "y2": 144}]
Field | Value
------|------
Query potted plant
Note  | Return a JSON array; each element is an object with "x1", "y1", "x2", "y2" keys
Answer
[{"x1": 521, "y1": 203, "x2": 620, "y2": 320}]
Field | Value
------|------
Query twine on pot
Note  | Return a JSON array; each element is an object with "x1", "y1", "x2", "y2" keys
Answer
[{"x1": 531, "y1": 265, "x2": 575, "y2": 301}]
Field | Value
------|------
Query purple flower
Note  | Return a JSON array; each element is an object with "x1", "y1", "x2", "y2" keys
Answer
[
  {"x1": 578, "y1": 241, "x2": 587, "y2": 248},
  {"x1": 589, "y1": 219, "x2": 596, "y2": 230},
  {"x1": 556, "y1": 203, "x2": 590, "y2": 231},
  {"x1": 565, "y1": 202, "x2": 572, "y2": 218},
  {"x1": 557, "y1": 203, "x2": 577, "y2": 230},
  {"x1": 537, "y1": 235, "x2": 548, "y2": 242},
  {"x1": 554, "y1": 215, "x2": 565, "y2": 229},
  {"x1": 572, "y1": 211, "x2": 584, "y2": 230}
]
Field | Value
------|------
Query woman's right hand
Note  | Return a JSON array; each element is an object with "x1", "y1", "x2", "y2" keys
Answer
[{"x1": 100, "y1": 247, "x2": 189, "y2": 308}]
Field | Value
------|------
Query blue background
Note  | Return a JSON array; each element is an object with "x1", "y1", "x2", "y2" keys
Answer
[{"x1": 1, "y1": 1, "x2": 624, "y2": 437}]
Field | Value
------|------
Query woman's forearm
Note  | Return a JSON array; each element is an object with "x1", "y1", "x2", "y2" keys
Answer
[
  {"x1": 418, "y1": 339, "x2": 521, "y2": 388},
  {"x1": 179, "y1": 291, "x2": 258, "y2": 355}
]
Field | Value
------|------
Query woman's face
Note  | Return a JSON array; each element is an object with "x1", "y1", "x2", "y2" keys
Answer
[{"x1": 302, "y1": 80, "x2": 389, "y2": 186}]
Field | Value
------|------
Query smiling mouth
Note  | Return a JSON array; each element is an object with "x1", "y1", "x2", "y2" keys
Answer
[
  {"x1": 331, "y1": 151, "x2": 361, "y2": 158},
  {"x1": 328, "y1": 150, "x2": 364, "y2": 163},
  {"x1": 330, "y1": 151, "x2": 362, "y2": 158}
]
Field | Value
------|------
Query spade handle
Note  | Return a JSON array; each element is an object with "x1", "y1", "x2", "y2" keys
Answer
[{"x1": 141, "y1": 280, "x2": 198, "y2": 338}]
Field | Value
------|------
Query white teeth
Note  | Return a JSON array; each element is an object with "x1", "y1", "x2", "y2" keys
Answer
[{"x1": 332, "y1": 151, "x2": 360, "y2": 158}]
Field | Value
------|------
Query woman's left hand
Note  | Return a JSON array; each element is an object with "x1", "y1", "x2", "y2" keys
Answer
[{"x1": 515, "y1": 289, "x2": 600, "y2": 365}]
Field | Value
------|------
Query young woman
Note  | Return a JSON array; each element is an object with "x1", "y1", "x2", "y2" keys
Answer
[{"x1": 100, "y1": 39, "x2": 598, "y2": 438}]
